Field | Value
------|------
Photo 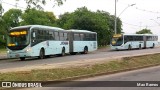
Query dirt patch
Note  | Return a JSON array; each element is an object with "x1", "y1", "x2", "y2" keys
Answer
[{"x1": 0, "y1": 57, "x2": 113, "y2": 73}]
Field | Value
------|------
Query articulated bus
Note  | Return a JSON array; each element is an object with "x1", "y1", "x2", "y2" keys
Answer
[
  {"x1": 111, "y1": 34, "x2": 158, "y2": 50},
  {"x1": 7, "y1": 25, "x2": 97, "y2": 60}
]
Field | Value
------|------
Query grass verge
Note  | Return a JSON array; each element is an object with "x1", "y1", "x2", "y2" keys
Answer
[
  {"x1": 98, "y1": 45, "x2": 110, "y2": 49},
  {"x1": 0, "y1": 53, "x2": 160, "y2": 81},
  {"x1": 0, "y1": 48, "x2": 6, "y2": 54}
]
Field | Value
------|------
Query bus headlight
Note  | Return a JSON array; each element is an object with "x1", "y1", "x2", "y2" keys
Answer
[
  {"x1": 25, "y1": 47, "x2": 32, "y2": 52},
  {"x1": 7, "y1": 50, "x2": 10, "y2": 54}
]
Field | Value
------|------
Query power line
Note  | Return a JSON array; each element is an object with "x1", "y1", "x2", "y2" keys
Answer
[
  {"x1": 123, "y1": 21, "x2": 160, "y2": 28},
  {"x1": 135, "y1": 7, "x2": 160, "y2": 14},
  {"x1": 2, "y1": 1, "x2": 26, "y2": 9},
  {"x1": 118, "y1": 2, "x2": 160, "y2": 14}
]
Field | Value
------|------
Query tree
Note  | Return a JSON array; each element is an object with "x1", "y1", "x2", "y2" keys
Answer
[
  {"x1": 0, "y1": 4, "x2": 4, "y2": 17},
  {"x1": 17, "y1": 0, "x2": 66, "y2": 10},
  {"x1": 0, "y1": 4, "x2": 4, "y2": 31},
  {"x1": 136, "y1": 28, "x2": 153, "y2": 34},
  {"x1": 57, "y1": 7, "x2": 122, "y2": 45},
  {"x1": 2, "y1": 9, "x2": 22, "y2": 30},
  {"x1": 21, "y1": 8, "x2": 56, "y2": 26}
]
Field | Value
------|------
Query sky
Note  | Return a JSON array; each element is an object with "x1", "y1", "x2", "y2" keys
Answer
[{"x1": 2, "y1": 0, "x2": 160, "y2": 35}]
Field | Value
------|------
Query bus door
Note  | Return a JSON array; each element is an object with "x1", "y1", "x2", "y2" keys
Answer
[{"x1": 143, "y1": 35, "x2": 146, "y2": 48}]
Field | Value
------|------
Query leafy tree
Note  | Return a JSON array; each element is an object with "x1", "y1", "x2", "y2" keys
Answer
[
  {"x1": 0, "y1": 4, "x2": 4, "y2": 17},
  {"x1": 136, "y1": 28, "x2": 152, "y2": 34},
  {"x1": 57, "y1": 7, "x2": 122, "y2": 45},
  {"x1": 21, "y1": 8, "x2": 56, "y2": 26},
  {"x1": 0, "y1": 9, "x2": 22, "y2": 47},
  {"x1": 108, "y1": 15, "x2": 122, "y2": 35},
  {"x1": 2, "y1": 9, "x2": 22, "y2": 30},
  {"x1": 17, "y1": 0, "x2": 66, "y2": 10},
  {"x1": 0, "y1": 4, "x2": 4, "y2": 34}
]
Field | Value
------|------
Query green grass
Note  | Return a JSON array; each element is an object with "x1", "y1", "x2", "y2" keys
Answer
[
  {"x1": 0, "y1": 53, "x2": 160, "y2": 81},
  {"x1": 98, "y1": 45, "x2": 110, "y2": 49},
  {"x1": 0, "y1": 48, "x2": 6, "y2": 54}
]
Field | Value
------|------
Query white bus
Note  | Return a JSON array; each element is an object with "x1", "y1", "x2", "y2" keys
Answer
[
  {"x1": 111, "y1": 34, "x2": 158, "y2": 50},
  {"x1": 7, "y1": 25, "x2": 97, "y2": 60}
]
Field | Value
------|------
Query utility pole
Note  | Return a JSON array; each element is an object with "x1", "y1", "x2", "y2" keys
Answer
[
  {"x1": 15, "y1": 0, "x2": 18, "y2": 8},
  {"x1": 114, "y1": 0, "x2": 117, "y2": 34},
  {"x1": 114, "y1": 0, "x2": 135, "y2": 34}
]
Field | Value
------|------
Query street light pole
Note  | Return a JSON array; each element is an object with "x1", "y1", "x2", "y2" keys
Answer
[
  {"x1": 118, "y1": 4, "x2": 136, "y2": 17},
  {"x1": 114, "y1": 0, "x2": 117, "y2": 34},
  {"x1": 114, "y1": 2, "x2": 136, "y2": 34}
]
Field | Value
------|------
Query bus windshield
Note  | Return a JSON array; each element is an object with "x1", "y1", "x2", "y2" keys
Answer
[
  {"x1": 7, "y1": 30, "x2": 30, "y2": 48},
  {"x1": 111, "y1": 36, "x2": 123, "y2": 46}
]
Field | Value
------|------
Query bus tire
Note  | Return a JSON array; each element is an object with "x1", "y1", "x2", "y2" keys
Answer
[
  {"x1": 139, "y1": 44, "x2": 141, "y2": 49},
  {"x1": 38, "y1": 48, "x2": 45, "y2": 59},
  {"x1": 128, "y1": 45, "x2": 132, "y2": 50},
  {"x1": 82, "y1": 46, "x2": 88, "y2": 54},
  {"x1": 20, "y1": 57, "x2": 25, "y2": 61},
  {"x1": 70, "y1": 52, "x2": 77, "y2": 55}
]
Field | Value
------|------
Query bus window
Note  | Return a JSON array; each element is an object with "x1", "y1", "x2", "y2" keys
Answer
[
  {"x1": 46, "y1": 30, "x2": 49, "y2": 40},
  {"x1": 64, "y1": 33, "x2": 68, "y2": 41},
  {"x1": 55, "y1": 32, "x2": 59, "y2": 40},
  {"x1": 124, "y1": 36, "x2": 128, "y2": 43},
  {"x1": 60, "y1": 32, "x2": 64, "y2": 41},
  {"x1": 49, "y1": 31, "x2": 54, "y2": 40},
  {"x1": 74, "y1": 34, "x2": 80, "y2": 41},
  {"x1": 84, "y1": 34, "x2": 90, "y2": 41},
  {"x1": 93, "y1": 34, "x2": 97, "y2": 41},
  {"x1": 80, "y1": 34, "x2": 84, "y2": 41},
  {"x1": 111, "y1": 36, "x2": 123, "y2": 46}
]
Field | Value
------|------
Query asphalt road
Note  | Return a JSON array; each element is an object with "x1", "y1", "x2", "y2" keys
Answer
[
  {"x1": 0, "y1": 47, "x2": 160, "y2": 70},
  {"x1": 17, "y1": 63, "x2": 160, "y2": 90}
]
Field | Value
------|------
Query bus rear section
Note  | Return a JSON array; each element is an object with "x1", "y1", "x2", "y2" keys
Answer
[
  {"x1": 67, "y1": 30, "x2": 97, "y2": 54},
  {"x1": 145, "y1": 35, "x2": 158, "y2": 48}
]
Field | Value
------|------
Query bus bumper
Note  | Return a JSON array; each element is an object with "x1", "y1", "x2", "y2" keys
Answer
[
  {"x1": 7, "y1": 51, "x2": 31, "y2": 59},
  {"x1": 111, "y1": 46, "x2": 125, "y2": 50}
]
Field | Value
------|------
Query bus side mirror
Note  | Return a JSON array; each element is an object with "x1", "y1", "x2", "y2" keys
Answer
[{"x1": 33, "y1": 32, "x2": 36, "y2": 38}]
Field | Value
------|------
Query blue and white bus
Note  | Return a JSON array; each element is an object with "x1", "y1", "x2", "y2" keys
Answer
[
  {"x1": 111, "y1": 34, "x2": 158, "y2": 50},
  {"x1": 7, "y1": 25, "x2": 97, "y2": 60}
]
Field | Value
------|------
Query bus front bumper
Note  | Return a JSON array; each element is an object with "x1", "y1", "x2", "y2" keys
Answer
[
  {"x1": 7, "y1": 51, "x2": 31, "y2": 59},
  {"x1": 111, "y1": 45, "x2": 126, "y2": 50}
]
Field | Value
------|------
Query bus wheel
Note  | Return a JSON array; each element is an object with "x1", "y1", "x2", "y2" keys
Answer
[
  {"x1": 82, "y1": 46, "x2": 88, "y2": 54},
  {"x1": 139, "y1": 44, "x2": 141, "y2": 49},
  {"x1": 70, "y1": 52, "x2": 77, "y2": 55},
  {"x1": 20, "y1": 57, "x2": 25, "y2": 61},
  {"x1": 128, "y1": 45, "x2": 132, "y2": 50},
  {"x1": 39, "y1": 49, "x2": 45, "y2": 59},
  {"x1": 61, "y1": 48, "x2": 65, "y2": 56}
]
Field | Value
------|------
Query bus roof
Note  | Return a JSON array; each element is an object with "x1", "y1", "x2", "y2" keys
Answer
[
  {"x1": 122, "y1": 34, "x2": 158, "y2": 36},
  {"x1": 10, "y1": 25, "x2": 64, "y2": 31},
  {"x1": 67, "y1": 29, "x2": 96, "y2": 33}
]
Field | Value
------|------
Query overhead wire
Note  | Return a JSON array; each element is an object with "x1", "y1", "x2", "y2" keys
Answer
[{"x1": 2, "y1": 1, "x2": 26, "y2": 9}]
